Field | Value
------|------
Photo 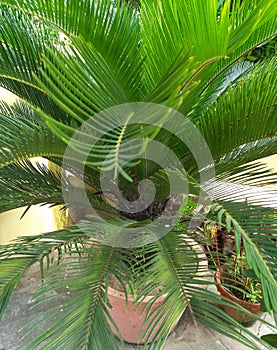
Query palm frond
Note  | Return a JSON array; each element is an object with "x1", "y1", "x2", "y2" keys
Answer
[
  {"x1": 187, "y1": 12, "x2": 276, "y2": 117},
  {"x1": 0, "y1": 5, "x2": 57, "y2": 89},
  {"x1": 0, "y1": 228, "x2": 88, "y2": 320},
  {"x1": 190, "y1": 297, "x2": 272, "y2": 350},
  {"x1": 0, "y1": 259, "x2": 29, "y2": 319},
  {"x1": 199, "y1": 0, "x2": 277, "y2": 98},
  {"x1": 0, "y1": 160, "x2": 65, "y2": 212},
  {"x1": 214, "y1": 137, "x2": 277, "y2": 183},
  {"x1": 19, "y1": 246, "x2": 123, "y2": 350},
  {"x1": 11, "y1": 238, "x2": 140, "y2": 350},
  {"x1": 0, "y1": 4, "x2": 70, "y2": 118},
  {"x1": 37, "y1": 38, "x2": 129, "y2": 116},
  {"x1": 0, "y1": 158, "x2": 121, "y2": 217},
  {"x1": 0, "y1": 101, "x2": 67, "y2": 168},
  {"x1": 31, "y1": 82, "x2": 179, "y2": 181},
  {"x1": 1, "y1": 0, "x2": 143, "y2": 101},
  {"x1": 131, "y1": 228, "x2": 275, "y2": 349},
  {"x1": 140, "y1": 0, "x2": 231, "y2": 111},
  {"x1": 216, "y1": 162, "x2": 277, "y2": 188},
  {"x1": 199, "y1": 29, "x2": 277, "y2": 113},
  {"x1": 135, "y1": 231, "x2": 207, "y2": 348},
  {"x1": 140, "y1": 0, "x2": 229, "y2": 94},
  {"x1": 197, "y1": 57, "x2": 277, "y2": 162},
  {"x1": 227, "y1": 0, "x2": 276, "y2": 53}
]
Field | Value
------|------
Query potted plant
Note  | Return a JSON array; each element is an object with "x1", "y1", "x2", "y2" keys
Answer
[
  {"x1": 215, "y1": 252, "x2": 263, "y2": 326},
  {"x1": 0, "y1": 0, "x2": 276, "y2": 349},
  {"x1": 201, "y1": 219, "x2": 265, "y2": 326},
  {"x1": 106, "y1": 235, "x2": 208, "y2": 344}
]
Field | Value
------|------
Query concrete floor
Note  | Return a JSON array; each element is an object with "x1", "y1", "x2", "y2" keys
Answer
[{"x1": 0, "y1": 264, "x2": 275, "y2": 350}]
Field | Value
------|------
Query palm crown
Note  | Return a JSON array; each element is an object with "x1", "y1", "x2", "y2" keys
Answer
[{"x1": 0, "y1": 0, "x2": 276, "y2": 349}]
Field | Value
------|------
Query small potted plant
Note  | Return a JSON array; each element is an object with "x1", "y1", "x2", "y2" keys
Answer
[{"x1": 215, "y1": 252, "x2": 263, "y2": 326}]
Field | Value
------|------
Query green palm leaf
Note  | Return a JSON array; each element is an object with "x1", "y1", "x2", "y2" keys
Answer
[
  {"x1": 0, "y1": 101, "x2": 67, "y2": 167},
  {"x1": 19, "y1": 247, "x2": 123, "y2": 350},
  {"x1": 197, "y1": 58, "x2": 277, "y2": 162},
  {"x1": 0, "y1": 160, "x2": 64, "y2": 212},
  {"x1": 0, "y1": 5, "x2": 56, "y2": 89},
  {"x1": 0, "y1": 229, "x2": 87, "y2": 320},
  {"x1": 0, "y1": 1, "x2": 276, "y2": 349},
  {"x1": 1, "y1": 0, "x2": 143, "y2": 101},
  {"x1": 214, "y1": 138, "x2": 277, "y2": 183}
]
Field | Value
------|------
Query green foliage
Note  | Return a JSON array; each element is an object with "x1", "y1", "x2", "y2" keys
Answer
[
  {"x1": 223, "y1": 254, "x2": 262, "y2": 303},
  {"x1": 261, "y1": 333, "x2": 277, "y2": 348},
  {"x1": 0, "y1": 0, "x2": 276, "y2": 349},
  {"x1": 245, "y1": 36, "x2": 277, "y2": 62}
]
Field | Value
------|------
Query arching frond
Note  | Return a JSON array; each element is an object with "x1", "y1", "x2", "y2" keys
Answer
[
  {"x1": 0, "y1": 160, "x2": 64, "y2": 212},
  {"x1": 215, "y1": 137, "x2": 277, "y2": 180},
  {"x1": 131, "y1": 229, "x2": 275, "y2": 349},
  {"x1": 0, "y1": 1, "x2": 276, "y2": 349},
  {"x1": 0, "y1": 101, "x2": 67, "y2": 167},
  {"x1": 0, "y1": 228, "x2": 88, "y2": 320},
  {"x1": 19, "y1": 244, "x2": 124, "y2": 350},
  {"x1": 0, "y1": 5, "x2": 57, "y2": 89},
  {"x1": 197, "y1": 58, "x2": 277, "y2": 162},
  {"x1": 0, "y1": 0, "x2": 143, "y2": 101}
]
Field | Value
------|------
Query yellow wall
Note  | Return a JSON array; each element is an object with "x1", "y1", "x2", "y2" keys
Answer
[
  {"x1": 0, "y1": 87, "x2": 17, "y2": 104},
  {"x1": 260, "y1": 155, "x2": 277, "y2": 188},
  {"x1": 0, "y1": 205, "x2": 55, "y2": 245},
  {"x1": 261, "y1": 155, "x2": 277, "y2": 171}
]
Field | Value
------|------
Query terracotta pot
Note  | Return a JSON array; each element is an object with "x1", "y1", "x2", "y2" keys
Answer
[
  {"x1": 215, "y1": 270, "x2": 262, "y2": 326},
  {"x1": 107, "y1": 286, "x2": 181, "y2": 344},
  {"x1": 107, "y1": 237, "x2": 208, "y2": 344}
]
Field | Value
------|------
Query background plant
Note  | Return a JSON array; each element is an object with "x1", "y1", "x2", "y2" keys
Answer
[{"x1": 223, "y1": 253, "x2": 263, "y2": 304}]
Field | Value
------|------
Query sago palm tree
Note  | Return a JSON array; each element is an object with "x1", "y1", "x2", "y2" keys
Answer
[{"x1": 0, "y1": 0, "x2": 276, "y2": 349}]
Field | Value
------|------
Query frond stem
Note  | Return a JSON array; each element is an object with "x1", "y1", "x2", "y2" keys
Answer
[{"x1": 159, "y1": 238, "x2": 198, "y2": 326}]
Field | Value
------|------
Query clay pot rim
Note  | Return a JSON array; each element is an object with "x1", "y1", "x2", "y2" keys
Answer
[
  {"x1": 214, "y1": 268, "x2": 261, "y2": 308},
  {"x1": 107, "y1": 285, "x2": 163, "y2": 302}
]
